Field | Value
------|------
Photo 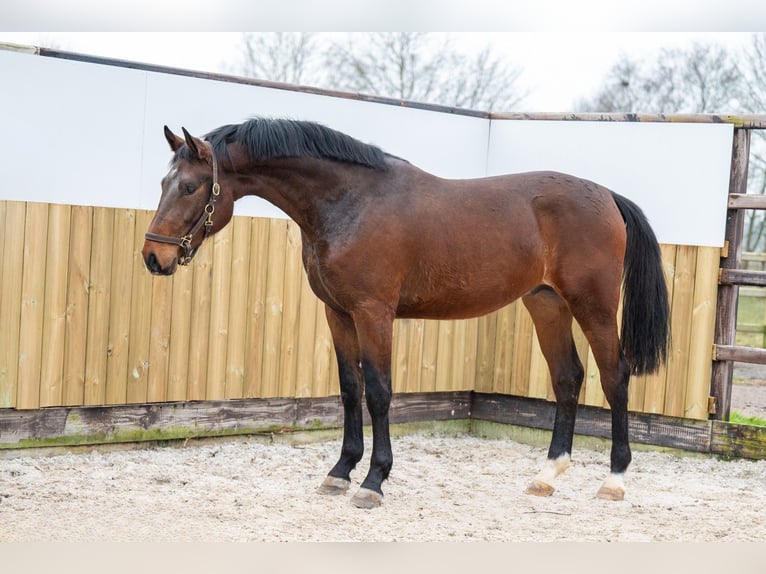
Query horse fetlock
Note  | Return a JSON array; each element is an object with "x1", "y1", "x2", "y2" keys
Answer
[{"x1": 525, "y1": 454, "x2": 570, "y2": 497}]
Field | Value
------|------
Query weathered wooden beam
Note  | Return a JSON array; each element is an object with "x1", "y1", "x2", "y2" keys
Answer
[
  {"x1": 719, "y1": 268, "x2": 766, "y2": 286},
  {"x1": 711, "y1": 128, "x2": 751, "y2": 421},
  {"x1": 489, "y1": 111, "x2": 766, "y2": 128},
  {"x1": 470, "y1": 393, "x2": 713, "y2": 453},
  {"x1": 710, "y1": 420, "x2": 766, "y2": 460},
  {"x1": 728, "y1": 194, "x2": 766, "y2": 210},
  {"x1": 0, "y1": 392, "x2": 472, "y2": 450},
  {"x1": 713, "y1": 344, "x2": 766, "y2": 364}
]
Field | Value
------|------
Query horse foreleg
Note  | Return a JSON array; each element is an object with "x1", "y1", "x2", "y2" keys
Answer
[
  {"x1": 349, "y1": 305, "x2": 395, "y2": 509},
  {"x1": 318, "y1": 307, "x2": 364, "y2": 496},
  {"x1": 522, "y1": 288, "x2": 584, "y2": 497}
]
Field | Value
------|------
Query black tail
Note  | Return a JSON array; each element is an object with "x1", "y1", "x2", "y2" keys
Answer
[{"x1": 611, "y1": 192, "x2": 670, "y2": 376}]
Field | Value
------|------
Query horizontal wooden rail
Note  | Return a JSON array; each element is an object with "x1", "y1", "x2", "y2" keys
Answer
[
  {"x1": 719, "y1": 268, "x2": 766, "y2": 286},
  {"x1": 728, "y1": 194, "x2": 766, "y2": 210},
  {"x1": 489, "y1": 112, "x2": 766, "y2": 128},
  {"x1": 1, "y1": 393, "x2": 764, "y2": 460},
  {"x1": 713, "y1": 344, "x2": 766, "y2": 364}
]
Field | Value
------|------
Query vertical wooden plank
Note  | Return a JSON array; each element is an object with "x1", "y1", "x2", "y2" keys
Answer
[
  {"x1": 83, "y1": 207, "x2": 113, "y2": 406},
  {"x1": 419, "y1": 320, "x2": 440, "y2": 393},
  {"x1": 492, "y1": 305, "x2": 516, "y2": 394},
  {"x1": 105, "y1": 209, "x2": 136, "y2": 405},
  {"x1": 461, "y1": 318, "x2": 479, "y2": 392},
  {"x1": 449, "y1": 319, "x2": 468, "y2": 391},
  {"x1": 510, "y1": 303, "x2": 533, "y2": 397},
  {"x1": 405, "y1": 319, "x2": 425, "y2": 393},
  {"x1": 39, "y1": 203, "x2": 72, "y2": 407},
  {"x1": 573, "y1": 321, "x2": 591, "y2": 405},
  {"x1": 391, "y1": 320, "x2": 410, "y2": 393},
  {"x1": 62, "y1": 205, "x2": 92, "y2": 406},
  {"x1": 17, "y1": 203, "x2": 49, "y2": 409},
  {"x1": 294, "y1": 271, "x2": 318, "y2": 398},
  {"x1": 186, "y1": 237, "x2": 213, "y2": 401},
  {"x1": 261, "y1": 219, "x2": 288, "y2": 397},
  {"x1": 206, "y1": 223, "x2": 233, "y2": 400},
  {"x1": 147, "y1": 272, "x2": 173, "y2": 403},
  {"x1": 165, "y1": 264, "x2": 193, "y2": 402},
  {"x1": 527, "y1": 331, "x2": 552, "y2": 400},
  {"x1": 244, "y1": 218, "x2": 270, "y2": 398},
  {"x1": 664, "y1": 244, "x2": 697, "y2": 417},
  {"x1": 434, "y1": 320, "x2": 454, "y2": 391},
  {"x1": 312, "y1": 301, "x2": 335, "y2": 397},
  {"x1": 474, "y1": 312, "x2": 497, "y2": 393},
  {"x1": 582, "y1": 347, "x2": 604, "y2": 407},
  {"x1": 685, "y1": 246, "x2": 721, "y2": 420},
  {"x1": 126, "y1": 209, "x2": 153, "y2": 404},
  {"x1": 277, "y1": 221, "x2": 303, "y2": 398},
  {"x1": 639, "y1": 244, "x2": 677, "y2": 414},
  {"x1": 225, "y1": 216, "x2": 252, "y2": 399},
  {"x1": 0, "y1": 202, "x2": 25, "y2": 408},
  {"x1": 711, "y1": 127, "x2": 749, "y2": 421}
]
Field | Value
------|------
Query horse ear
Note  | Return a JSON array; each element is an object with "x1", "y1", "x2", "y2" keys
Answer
[
  {"x1": 164, "y1": 125, "x2": 185, "y2": 152},
  {"x1": 181, "y1": 127, "x2": 211, "y2": 161}
]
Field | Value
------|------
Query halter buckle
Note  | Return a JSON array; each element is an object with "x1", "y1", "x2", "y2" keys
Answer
[{"x1": 204, "y1": 203, "x2": 215, "y2": 228}]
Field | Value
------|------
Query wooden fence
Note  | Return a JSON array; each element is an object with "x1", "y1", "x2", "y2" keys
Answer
[{"x1": 0, "y1": 199, "x2": 719, "y2": 420}]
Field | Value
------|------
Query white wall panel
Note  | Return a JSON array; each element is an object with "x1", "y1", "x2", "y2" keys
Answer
[
  {"x1": 0, "y1": 48, "x2": 735, "y2": 247},
  {"x1": 486, "y1": 120, "x2": 733, "y2": 247},
  {"x1": 0, "y1": 50, "x2": 146, "y2": 210}
]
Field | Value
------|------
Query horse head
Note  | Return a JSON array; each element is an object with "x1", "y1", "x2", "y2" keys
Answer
[{"x1": 142, "y1": 126, "x2": 234, "y2": 275}]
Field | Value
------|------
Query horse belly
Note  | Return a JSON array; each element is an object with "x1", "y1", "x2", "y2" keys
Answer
[{"x1": 396, "y1": 256, "x2": 542, "y2": 320}]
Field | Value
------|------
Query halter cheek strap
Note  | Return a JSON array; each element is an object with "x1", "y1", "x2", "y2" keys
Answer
[{"x1": 145, "y1": 141, "x2": 221, "y2": 266}]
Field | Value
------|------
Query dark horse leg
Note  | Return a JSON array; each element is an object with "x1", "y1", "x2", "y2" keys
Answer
[
  {"x1": 317, "y1": 306, "x2": 364, "y2": 496},
  {"x1": 521, "y1": 286, "x2": 585, "y2": 496},
  {"x1": 566, "y1": 282, "x2": 631, "y2": 501},
  {"x1": 318, "y1": 304, "x2": 394, "y2": 509}
]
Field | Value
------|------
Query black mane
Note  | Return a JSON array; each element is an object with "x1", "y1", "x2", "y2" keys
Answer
[{"x1": 181, "y1": 118, "x2": 390, "y2": 170}]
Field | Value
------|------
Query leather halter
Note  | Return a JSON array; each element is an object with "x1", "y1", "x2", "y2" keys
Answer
[{"x1": 145, "y1": 141, "x2": 221, "y2": 266}]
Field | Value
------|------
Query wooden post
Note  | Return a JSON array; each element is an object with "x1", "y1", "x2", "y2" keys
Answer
[{"x1": 711, "y1": 128, "x2": 751, "y2": 421}]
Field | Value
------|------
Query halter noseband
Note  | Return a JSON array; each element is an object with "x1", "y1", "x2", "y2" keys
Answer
[{"x1": 145, "y1": 141, "x2": 221, "y2": 266}]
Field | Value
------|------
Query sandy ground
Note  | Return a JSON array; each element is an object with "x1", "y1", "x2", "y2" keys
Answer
[
  {"x1": 1, "y1": 430, "x2": 764, "y2": 542},
  {"x1": 733, "y1": 363, "x2": 766, "y2": 420},
  {"x1": 1, "y1": 366, "x2": 763, "y2": 543}
]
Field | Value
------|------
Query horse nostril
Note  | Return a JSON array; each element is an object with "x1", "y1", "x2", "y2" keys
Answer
[{"x1": 146, "y1": 252, "x2": 162, "y2": 274}]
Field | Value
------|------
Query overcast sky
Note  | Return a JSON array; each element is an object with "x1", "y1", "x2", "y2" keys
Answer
[
  {"x1": 0, "y1": 1, "x2": 762, "y2": 111},
  {"x1": 0, "y1": 31, "x2": 755, "y2": 111}
]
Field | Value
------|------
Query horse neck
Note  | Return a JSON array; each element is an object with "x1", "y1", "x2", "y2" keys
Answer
[{"x1": 233, "y1": 156, "x2": 368, "y2": 239}]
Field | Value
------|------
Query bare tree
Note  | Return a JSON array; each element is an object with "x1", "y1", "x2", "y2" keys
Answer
[
  {"x1": 324, "y1": 33, "x2": 526, "y2": 111},
  {"x1": 576, "y1": 42, "x2": 742, "y2": 113},
  {"x1": 234, "y1": 32, "x2": 322, "y2": 85},
  {"x1": 576, "y1": 39, "x2": 766, "y2": 251},
  {"x1": 740, "y1": 33, "x2": 766, "y2": 251}
]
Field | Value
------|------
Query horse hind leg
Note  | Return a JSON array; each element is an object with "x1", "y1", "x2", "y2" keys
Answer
[
  {"x1": 521, "y1": 287, "x2": 585, "y2": 497},
  {"x1": 566, "y1": 288, "x2": 631, "y2": 501}
]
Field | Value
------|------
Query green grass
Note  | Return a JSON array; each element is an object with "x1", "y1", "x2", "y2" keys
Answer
[
  {"x1": 730, "y1": 411, "x2": 766, "y2": 427},
  {"x1": 736, "y1": 294, "x2": 766, "y2": 348}
]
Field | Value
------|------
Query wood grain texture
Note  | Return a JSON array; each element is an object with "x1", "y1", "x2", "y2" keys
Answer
[{"x1": 0, "y1": 203, "x2": 721, "y2": 422}]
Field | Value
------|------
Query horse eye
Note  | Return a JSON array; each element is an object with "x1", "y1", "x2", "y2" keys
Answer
[{"x1": 182, "y1": 184, "x2": 197, "y2": 196}]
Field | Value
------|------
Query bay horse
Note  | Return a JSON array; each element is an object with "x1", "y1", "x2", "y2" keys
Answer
[{"x1": 143, "y1": 118, "x2": 669, "y2": 508}]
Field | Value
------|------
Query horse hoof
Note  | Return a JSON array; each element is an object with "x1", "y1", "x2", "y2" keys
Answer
[
  {"x1": 525, "y1": 480, "x2": 555, "y2": 497},
  {"x1": 351, "y1": 487, "x2": 383, "y2": 509},
  {"x1": 317, "y1": 476, "x2": 351, "y2": 496},
  {"x1": 596, "y1": 473, "x2": 625, "y2": 501},
  {"x1": 596, "y1": 484, "x2": 625, "y2": 501}
]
